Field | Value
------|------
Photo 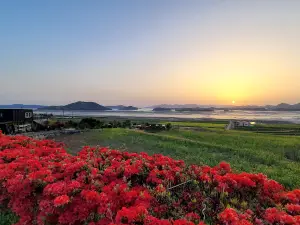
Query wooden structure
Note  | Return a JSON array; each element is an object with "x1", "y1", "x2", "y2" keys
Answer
[
  {"x1": 0, "y1": 109, "x2": 33, "y2": 134},
  {"x1": 32, "y1": 119, "x2": 49, "y2": 131}
]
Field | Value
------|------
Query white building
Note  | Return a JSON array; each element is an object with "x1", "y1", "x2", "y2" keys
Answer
[{"x1": 234, "y1": 121, "x2": 251, "y2": 127}]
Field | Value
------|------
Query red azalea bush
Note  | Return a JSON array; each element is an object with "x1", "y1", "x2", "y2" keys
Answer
[{"x1": 0, "y1": 131, "x2": 300, "y2": 225}]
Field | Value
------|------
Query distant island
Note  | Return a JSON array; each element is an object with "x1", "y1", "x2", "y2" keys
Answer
[
  {"x1": 151, "y1": 103, "x2": 300, "y2": 111},
  {"x1": 226, "y1": 103, "x2": 300, "y2": 111},
  {"x1": 0, "y1": 104, "x2": 46, "y2": 109},
  {"x1": 175, "y1": 107, "x2": 214, "y2": 112},
  {"x1": 152, "y1": 107, "x2": 214, "y2": 112},
  {"x1": 40, "y1": 101, "x2": 111, "y2": 111},
  {"x1": 153, "y1": 107, "x2": 172, "y2": 112},
  {"x1": 2, "y1": 102, "x2": 300, "y2": 111},
  {"x1": 269, "y1": 103, "x2": 300, "y2": 111},
  {"x1": 219, "y1": 106, "x2": 267, "y2": 111},
  {"x1": 106, "y1": 105, "x2": 138, "y2": 110},
  {"x1": 151, "y1": 104, "x2": 216, "y2": 109}
]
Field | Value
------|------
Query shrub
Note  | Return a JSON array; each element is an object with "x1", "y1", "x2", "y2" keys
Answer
[
  {"x1": 166, "y1": 123, "x2": 172, "y2": 130},
  {"x1": 0, "y1": 132, "x2": 300, "y2": 225},
  {"x1": 0, "y1": 209, "x2": 18, "y2": 225},
  {"x1": 79, "y1": 118, "x2": 101, "y2": 129},
  {"x1": 284, "y1": 148, "x2": 300, "y2": 162},
  {"x1": 65, "y1": 120, "x2": 78, "y2": 128},
  {"x1": 144, "y1": 123, "x2": 167, "y2": 132},
  {"x1": 122, "y1": 120, "x2": 132, "y2": 128}
]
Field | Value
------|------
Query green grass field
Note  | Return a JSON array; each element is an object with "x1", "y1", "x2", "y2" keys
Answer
[
  {"x1": 163, "y1": 121, "x2": 227, "y2": 130},
  {"x1": 53, "y1": 121, "x2": 300, "y2": 189}
]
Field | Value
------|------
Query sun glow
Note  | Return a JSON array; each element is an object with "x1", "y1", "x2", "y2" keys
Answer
[{"x1": 232, "y1": 100, "x2": 235, "y2": 104}]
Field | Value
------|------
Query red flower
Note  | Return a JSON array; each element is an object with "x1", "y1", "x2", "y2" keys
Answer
[
  {"x1": 1, "y1": 133, "x2": 300, "y2": 225},
  {"x1": 198, "y1": 222, "x2": 206, "y2": 225},
  {"x1": 173, "y1": 219, "x2": 194, "y2": 225},
  {"x1": 218, "y1": 161, "x2": 231, "y2": 173},
  {"x1": 219, "y1": 208, "x2": 239, "y2": 223},
  {"x1": 81, "y1": 190, "x2": 100, "y2": 202},
  {"x1": 185, "y1": 212, "x2": 200, "y2": 223},
  {"x1": 116, "y1": 205, "x2": 148, "y2": 224},
  {"x1": 155, "y1": 184, "x2": 166, "y2": 193},
  {"x1": 286, "y1": 204, "x2": 300, "y2": 214},
  {"x1": 53, "y1": 195, "x2": 70, "y2": 207}
]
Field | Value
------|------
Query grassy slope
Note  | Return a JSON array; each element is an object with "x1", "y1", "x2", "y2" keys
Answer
[
  {"x1": 55, "y1": 125, "x2": 300, "y2": 189},
  {"x1": 165, "y1": 122, "x2": 227, "y2": 130}
]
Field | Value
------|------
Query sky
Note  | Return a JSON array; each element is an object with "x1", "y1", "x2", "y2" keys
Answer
[{"x1": 1, "y1": 0, "x2": 300, "y2": 106}]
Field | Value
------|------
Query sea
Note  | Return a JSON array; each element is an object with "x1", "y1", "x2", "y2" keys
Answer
[{"x1": 35, "y1": 109, "x2": 300, "y2": 124}]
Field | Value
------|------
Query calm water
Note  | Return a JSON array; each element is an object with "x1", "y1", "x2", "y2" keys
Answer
[{"x1": 36, "y1": 109, "x2": 300, "y2": 124}]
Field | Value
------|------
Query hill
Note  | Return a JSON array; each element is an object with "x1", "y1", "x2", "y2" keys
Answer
[
  {"x1": 151, "y1": 104, "x2": 218, "y2": 109},
  {"x1": 153, "y1": 107, "x2": 172, "y2": 111},
  {"x1": 270, "y1": 103, "x2": 300, "y2": 111},
  {"x1": 42, "y1": 101, "x2": 111, "y2": 111},
  {"x1": 175, "y1": 107, "x2": 214, "y2": 112},
  {"x1": 106, "y1": 105, "x2": 138, "y2": 110}
]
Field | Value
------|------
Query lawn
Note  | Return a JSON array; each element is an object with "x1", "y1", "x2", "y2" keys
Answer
[
  {"x1": 53, "y1": 126, "x2": 300, "y2": 189},
  {"x1": 163, "y1": 121, "x2": 227, "y2": 130}
]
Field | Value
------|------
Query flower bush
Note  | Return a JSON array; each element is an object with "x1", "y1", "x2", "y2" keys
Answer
[{"x1": 0, "y1": 131, "x2": 300, "y2": 225}]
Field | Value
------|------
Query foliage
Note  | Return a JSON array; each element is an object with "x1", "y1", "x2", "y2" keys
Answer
[
  {"x1": 43, "y1": 120, "x2": 65, "y2": 130},
  {"x1": 0, "y1": 209, "x2": 18, "y2": 225},
  {"x1": 166, "y1": 123, "x2": 172, "y2": 130},
  {"x1": 55, "y1": 117, "x2": 174, "y2": 131},
  {"x1": 65, "y1": 120, "x2": 79, "y2": 129},
  {"x1": 143, "y1": 123, "x2": 168, "y2": 132},
  {"x1": 71, "y1": 118, "x2": 133, "y2": 129},
  {"x1": 79, "y1": 118, "x2": 103, "y2": 129},
  {"x1": 123, "y1": 120, "x2": 132, "y2": 128},
  {"x1": 1, "y1": 132, "x2": 300, "y2": 224}
]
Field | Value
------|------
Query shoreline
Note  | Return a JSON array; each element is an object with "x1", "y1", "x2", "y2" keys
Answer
[{"x1": 35, "y1": 109, "x2": 300, "y2": 124}]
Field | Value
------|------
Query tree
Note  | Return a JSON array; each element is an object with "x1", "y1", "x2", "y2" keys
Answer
[
  {"x1": 166, "y1": 123, "x2": 172, "y2": 130},
  {"x1": 122, "y1": 120, "x2": 132, "y2": 128}
]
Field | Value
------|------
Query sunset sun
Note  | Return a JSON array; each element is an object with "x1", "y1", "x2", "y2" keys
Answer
[{"x1": 232, "y1": 100, "x2": 235, "y2": 104}]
